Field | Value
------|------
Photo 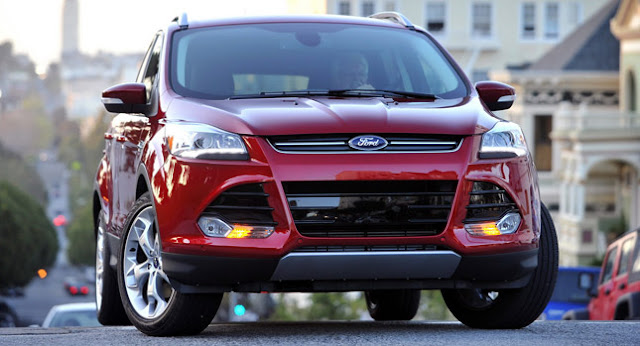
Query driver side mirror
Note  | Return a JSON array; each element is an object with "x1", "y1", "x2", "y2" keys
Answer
[
  {"x1": 101, "y1": 83, "x2": 149, "y2": 114},
  {"x1": 475, "y1": 81, "x2": 516, "y2": 111}
]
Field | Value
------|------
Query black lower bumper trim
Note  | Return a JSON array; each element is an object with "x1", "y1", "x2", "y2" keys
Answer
[{"x1": 161, "y1": 248, "x2": 537, "y2": 293}]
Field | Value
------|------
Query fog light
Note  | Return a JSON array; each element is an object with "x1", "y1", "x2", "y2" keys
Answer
[
  {"x1": 465, "y1": 212, "x2": 521, "y2": 236},
  {"x1": 198, "y1": 217, "x2": 233, "y2": 237},
  {"x1": 198, "y1": 216, "x2": 274, "y2": 239}
]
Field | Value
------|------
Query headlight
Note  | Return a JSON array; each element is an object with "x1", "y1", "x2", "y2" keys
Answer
[
  {"x1": 479, "y1": 121, "x2": 528, "y2": 159},
  {"x1": 165, "y1": 123, "x2": 248, "y2": 160}
]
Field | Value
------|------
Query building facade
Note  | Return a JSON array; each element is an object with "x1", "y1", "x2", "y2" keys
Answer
[
  {"x1": 327, "y1": 0, "x2": 609, "y2": 81},
  {"x1": 493, "y1": 0, "x2": 639, "y2": 265}
]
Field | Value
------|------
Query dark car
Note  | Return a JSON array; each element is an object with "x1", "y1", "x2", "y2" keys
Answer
[
  {"x1": 94, "y1": 12, "x2": 558, "y2": 336},
  {"x1": 0, "y1": 300, "x2": 18, "y2": 327},
  {"x1": 542, "y1": 266, "x2": 600, "y2": 320},
  {"x1": 564, "y1": 228, "x2": 640, "y2": 320}
]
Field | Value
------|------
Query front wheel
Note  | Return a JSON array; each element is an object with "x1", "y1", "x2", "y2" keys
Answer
[
  {"x1": 441, "y1": 203, "x2": 559, "y2": 329},
  {"x1": 365, "y1": 289, "x2": 420, "y2": 320},
  {"x1": 95, "y1": 210, "x2": 129, "y2": 325},
  {"x1": 117, "y1": 193, "x2": 222, "y2": 336}
]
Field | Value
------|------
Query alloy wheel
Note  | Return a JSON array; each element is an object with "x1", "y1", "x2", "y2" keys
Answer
[{"x1": 122, "y1": 207, "x2": 174, "y2": 319}]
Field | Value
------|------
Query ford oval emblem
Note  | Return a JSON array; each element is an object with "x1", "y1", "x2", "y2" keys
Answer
[{"x1": 348, "y1": 135, "x2": 388, "y2": 151}]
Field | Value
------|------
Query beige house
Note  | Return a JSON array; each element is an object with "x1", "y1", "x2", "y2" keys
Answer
[
  {"x1": 327, "y1": 0, "x2": 609, "y2": 80},
  {"x1": 493, "y1": 0, "x2": 640, "y2": 266}
]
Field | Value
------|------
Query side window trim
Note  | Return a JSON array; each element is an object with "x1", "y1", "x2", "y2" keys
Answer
[{"x1": 136, "y1": 34, "x2": 160, "y2": 83}]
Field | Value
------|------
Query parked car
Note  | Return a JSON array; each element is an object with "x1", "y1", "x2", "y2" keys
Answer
[
  {"x1": 95, "y1": 12, "x2": 558, "y2": 336},
  {"x1": 541, "y1": 266, "x2": 600, "y2": 320},
  {"x1": 564, "y1": 228, "x2": 640, "y2": 320},
  {"x1": 42, "y1": 303, "x2": 101, "y2": 328},
  {"x1": 0, "y1": 300, "x2": 18, "y2": 327},
  {"x1": 63, "y1": 277, "x2": 89, "y2": 296}
]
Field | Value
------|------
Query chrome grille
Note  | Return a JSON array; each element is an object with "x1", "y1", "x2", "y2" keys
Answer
[{"x1": 269, "y1": 134, "x2": 462, "y2": 153}]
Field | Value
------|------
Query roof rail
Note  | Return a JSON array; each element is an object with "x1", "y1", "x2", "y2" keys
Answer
[
  {"x1": 172, "y1": 12, "x2": 189, "y2": 29},
  {"x1": 369, "y1": 12, "x2": 415, "y2": 30}
]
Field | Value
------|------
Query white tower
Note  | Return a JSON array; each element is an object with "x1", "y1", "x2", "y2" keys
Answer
[{"x1": 61, "y1": 0, "x2": 79, "y2": 58}]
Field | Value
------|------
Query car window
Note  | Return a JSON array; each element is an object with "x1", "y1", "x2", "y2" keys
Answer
[
  {"x1": 600, "y1": 246, "x2": 618, "y2": 284},
  {"x1": 48, "y1": 310, "x2": 101, "y2": 327},
  {"x1": 618, "y1": 237, "x2": 636, "y2": 275},
  {"x1": 137, "y1": 32, "x2": 164, "y2": 101},
  {"x1": 170, "y1": 23, "x2": 468, "y2": 100},
  {"x1": 550, "y1": 270, "x2": 592, "y2": 304}
]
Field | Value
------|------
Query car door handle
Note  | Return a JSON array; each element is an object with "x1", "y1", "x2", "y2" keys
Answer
[
  {"x1": 115, "y1": 135, "x2": 127, "y2": 142},
  {"x1": 104, "y1": 133, "x2": 114, "y2": 140}
]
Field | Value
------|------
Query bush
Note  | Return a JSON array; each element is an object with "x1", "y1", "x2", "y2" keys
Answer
[{"x1": 0, "y1": 181, "x2": 57, "y2": 289}]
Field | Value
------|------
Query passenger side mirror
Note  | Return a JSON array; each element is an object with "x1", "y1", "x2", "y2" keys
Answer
[
  {"x1": 101, "y1": 83, "x2": 149, "y2": 114},
  {"x1": 578, "y1": 272, "x2": 598, "y2": 297},
  {"x1": 475, "y1": 81, "x2": 516, "y2": 111}
]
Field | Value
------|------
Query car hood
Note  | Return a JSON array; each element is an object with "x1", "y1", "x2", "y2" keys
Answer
[{"x1": 164, "y1": 96, "x2": 497, "y2": 136}]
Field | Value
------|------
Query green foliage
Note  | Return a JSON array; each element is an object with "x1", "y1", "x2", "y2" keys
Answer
[
  {"x1": 0, "y1": 142, "x2": 47, "y2": 203},
  {"x1": 66, "y1": 203, "x2": 95, "y2": 266},
  {"x1": 268, "y1": 291, "x2": 455, "y2": 321},
  {"x1": 307, "y1": 292, "x2": 362, "y2": 320},
  {"x1": 0, "y1": 94, "x2": 54, "y2": 158},
  {"x1": 417, "y1": 290, "x2": 455, "y2": 320},
  {"x1": 0, "y1": 181, "x2": 57, "y2": 289},
  {"x1": 60, "y1": 111, "x2": 110, "y2": 265}
]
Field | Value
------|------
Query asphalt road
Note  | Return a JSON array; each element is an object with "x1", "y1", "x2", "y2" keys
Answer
[{"x1": 0, "y1": 321, "x2": 638, "y2": 345}]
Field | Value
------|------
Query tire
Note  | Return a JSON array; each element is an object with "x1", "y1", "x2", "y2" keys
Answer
[
  {"x1": 95, "y1": 210, "x2": 130, "y2": 325},
  {"x1": 117, "y1": 193, "x2": 222, "y2": 336},
  {"x1": 441, "y1": 202, "x2": 559, "y2": 329},
  {"x1": 365, "y1": 289, "x2": 421, "y2": 320}
]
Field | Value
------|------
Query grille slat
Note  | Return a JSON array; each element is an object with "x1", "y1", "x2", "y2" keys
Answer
[
  {"x1": 284, "y1": 180, "x2": 456, "y2": 238},
  {"x1": 293, "y1": 245, "x2": 438, "y2": 252},
  {"x1": 203, "y1": 183, "x2": 277, "y2": 226},
  {"x1": 464, "y1": 182, "x2": 519, "y2": 222},
  {"x1": 269, "y1": 134, "x2": 462, "y2": 153}
]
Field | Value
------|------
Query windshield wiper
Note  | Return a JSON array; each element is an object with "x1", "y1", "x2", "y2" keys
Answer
[
  {"x1": 228, "y1": 90, "x2": 333, "y2": 99},
  {"x1": 327, "y1": 89, "x2": 440, "y2": 99},
  {"x1": 227, "y1": 89, "x2": 440, "y2": 100}
]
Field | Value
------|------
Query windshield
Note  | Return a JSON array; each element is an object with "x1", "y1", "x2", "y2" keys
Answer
[
  {"x1": 550, "y1": 270, "x2": 594, "y2": 304},
  {"x1": 170, "y1": 23, "x2": 468, "y2": 100}
]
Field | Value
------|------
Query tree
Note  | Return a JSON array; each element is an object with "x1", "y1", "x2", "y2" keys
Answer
[
  {"x1": 66, "y1": 203, "x2": 95, "y2": 265},
  {"x1": 0, "y1": 142, "x2": 47, "y2": 203},
  {"x1": 0, "y1": 181, "x2": 57, "y2": 290}
]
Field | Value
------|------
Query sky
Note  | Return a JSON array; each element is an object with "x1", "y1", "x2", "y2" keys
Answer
[{"x1": 0, "y1": 0, "x2": 296, "y2": 74}]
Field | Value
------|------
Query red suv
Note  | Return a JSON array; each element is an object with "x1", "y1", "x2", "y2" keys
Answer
[
  {"x1": 564, "y1": 228, "x2": 640, "y2": 320},
  {"x1": 94, "y1": 13, "x2": 558, "y2": 336}
]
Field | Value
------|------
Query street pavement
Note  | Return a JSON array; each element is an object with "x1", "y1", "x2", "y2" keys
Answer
[{"x1": 0, "y1": 321, "x2": 638, "y2": 345}]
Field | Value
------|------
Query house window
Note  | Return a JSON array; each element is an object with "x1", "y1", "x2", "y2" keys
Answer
[
  {"x1": 521, "y1": 3, "x2": 536, "y2": 39},
  {"x1": 426, "y1": 2, "x2": 446, "y2": 34},
  {"x1": 544, "y1": 3, "x2": 559, "y2": 39},
  {"x1": 568, "y1": 2, "x2": 583, "y2": 28},
  {"x1": 472, "y1": 2, "x2": 492, "y2": 38},
  {"x1": 534, "y1": 115, "x2": 552, "y2": 171},
  {"x1": 384, "y1": 1, "x2": 397, "y2": 12},
  {"x1": 471, "y1": 70, "x2": 488, "y2": 83},
  {"x1": 362, "y1": 1, "x2": 375, "y2": 16},
  {"x1": 628, "y1": 71, "x2": 636, "y2": 112},
  {"x1": 338, "y1": 1, "x2": 351, "y2": 15}
]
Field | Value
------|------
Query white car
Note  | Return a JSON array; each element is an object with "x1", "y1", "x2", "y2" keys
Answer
[{"x1": 42, "y1": 302, "x2": 101, "y2": 328}]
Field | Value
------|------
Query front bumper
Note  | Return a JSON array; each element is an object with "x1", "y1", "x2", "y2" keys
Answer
[
  {"x1": 150, "y1": 134, "x2": 541, "y2": 291},
  {"x1": 162, "y1": 248, "x2": 538, "y2": 293}
]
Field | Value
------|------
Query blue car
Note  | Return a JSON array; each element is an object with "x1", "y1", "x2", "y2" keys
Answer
[{"x1": 542, "y1": 266, "x2": 600, "y2": 320}]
